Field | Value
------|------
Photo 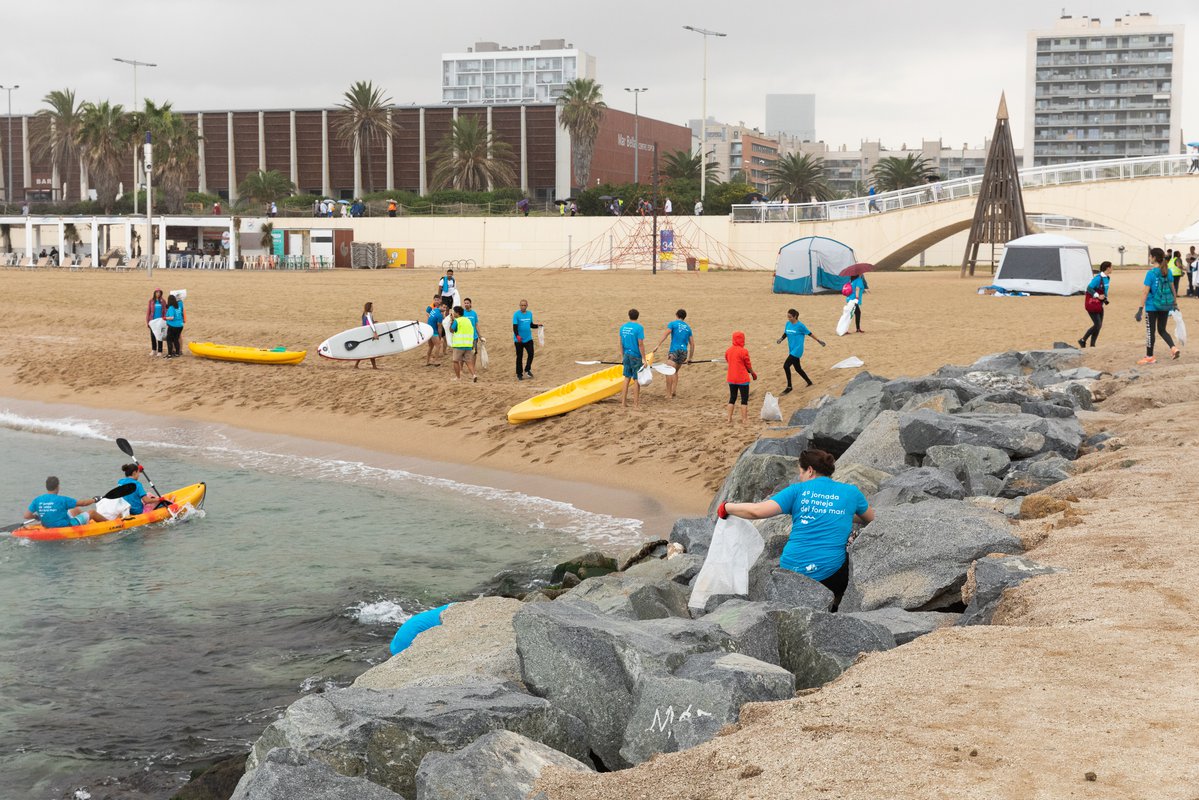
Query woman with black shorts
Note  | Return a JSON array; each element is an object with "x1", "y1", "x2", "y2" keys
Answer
[{"x1": 724, "y1": 331, "x2": 756, "y2": 424}]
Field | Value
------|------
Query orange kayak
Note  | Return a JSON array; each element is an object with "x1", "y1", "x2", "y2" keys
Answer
[{"x1": 13, "y1": 483, "x2": 207, "y2": 541}]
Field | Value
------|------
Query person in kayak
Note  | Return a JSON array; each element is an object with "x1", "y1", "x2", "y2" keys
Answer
[
  {"x1": 146, "y1": 288, "x2": 166, "y2": 357},
  {"x1": 725, "y1": 330, "x2": 756, "y2": 424},
  {"x1": 25, "y1": 476, "x2": 106, "y2": 527},
  {"x1": 118, "y1": 464, "x2": 161, "y2": 515},
  {"x1": 356, "y1": 301, "x2": 379, "y2": 370}
]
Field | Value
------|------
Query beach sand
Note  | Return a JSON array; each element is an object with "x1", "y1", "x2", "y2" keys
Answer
[{"x1": 0, "y1": 266, "x2": 1162, "y2": 529}]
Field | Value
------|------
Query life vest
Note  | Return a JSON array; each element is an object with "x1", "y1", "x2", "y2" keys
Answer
[{"x1": 451, "y1": 316, "x2": 475, "y2": 348}]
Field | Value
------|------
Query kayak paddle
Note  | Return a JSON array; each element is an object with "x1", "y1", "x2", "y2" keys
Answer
[
  {"x1": 3, "y1": 483, "x2": 139, "y2": 535},
  {"x1": 342, "y1": 321, "x2": 419, "y2": 351},
  {"x1": 116, "y1": 438, "x2": 163, "y2": 501}
]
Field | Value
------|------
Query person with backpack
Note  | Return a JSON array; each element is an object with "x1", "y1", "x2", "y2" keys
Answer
[
  {"x1": 1078, "y1": 262, "x2": 1111, "y2": 349},
  {"x1": 1136, "y1": 247, "x2": 1180, "y2": 365}
]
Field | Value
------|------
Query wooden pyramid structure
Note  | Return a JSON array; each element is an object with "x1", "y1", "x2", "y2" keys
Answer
[{"x1": 961, "y1": 93, "x2": 1029, "y2": 276}]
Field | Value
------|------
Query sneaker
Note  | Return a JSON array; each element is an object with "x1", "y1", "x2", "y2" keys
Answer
[
  {"x1": 517, "y1": 373, "x2": 524, "y2": 381},
  {"x1": 1077, "y1": 338, "x2": 1087, "y2": 349},
  {"x1": 1171, "y1": 347, "x2": 1181, "y2": 360},
  {"x1": 525, "y1": 370, "x2": 534, "y2": 379},
  {"x1": 472, "y1": 375, "x2": 478, "y2": 383},
  {"x1": 781, "y1": 387, "x2": 793, "y2": 395},
  {"x1": 1137, "y1": 356, "x2": 1156, "y2": 365}
]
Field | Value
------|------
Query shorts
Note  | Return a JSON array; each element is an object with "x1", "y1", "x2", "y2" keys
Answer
[
  {"x1": 668, "y1": 349, "x2": 688, "y2": 366},
  {"x1": 452, "y1": 348, "x2": 471, "y2": 362},
  {"x1": 728, "y1": 383, "x2": 749, "y2": 405},
  {"x1": 622, "y1": 353, "x2": 643, "y2": 379}
]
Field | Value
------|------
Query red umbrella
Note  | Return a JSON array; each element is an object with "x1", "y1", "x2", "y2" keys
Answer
[{"x1": 840, "y1": 262, "x2": 875, "y2": 277}]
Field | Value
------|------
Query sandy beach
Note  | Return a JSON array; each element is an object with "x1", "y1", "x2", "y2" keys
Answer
[{"x1": 0, "y1": 266, "x2": 1167, "y2": 526}]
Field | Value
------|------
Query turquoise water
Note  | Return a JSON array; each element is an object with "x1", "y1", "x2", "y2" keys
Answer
[{"x1": 0, "y1": 408, "x2": 645, "y2": 799}]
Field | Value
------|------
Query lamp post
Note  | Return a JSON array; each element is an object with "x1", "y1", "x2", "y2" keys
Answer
[
  {"x1": 113, "y1": 57, "x2": 157, "y2": 214},
  {"x1": 143, "y1": 131, "x2": 153, "y2": 276},
  {"x1": 1, "y1": 84, "x2": 18, "y2": 205},
  {"x1": 683, "y1": 26, "x2": 726, "y2": 201},
  {"x1": 624, "y1": 87, "x2": 648, "y2": 184}
]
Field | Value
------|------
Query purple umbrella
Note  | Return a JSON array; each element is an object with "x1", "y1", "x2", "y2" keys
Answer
[{"x1": 840, "y1": 262, "x2": 875, "y2": 277}]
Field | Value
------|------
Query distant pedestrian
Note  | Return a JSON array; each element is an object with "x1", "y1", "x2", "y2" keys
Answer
[
  {"x1": 694, "y1": 200, "x2": 703, "y2": 216},
  {"x1": 850, "y1": 274, "x2": 868, "y2": 333},
  {"x1": 516, "y1": 198, "x2": 530, "y2": 217},
  {"x1": 437, "y1": 268, "x2": 457, "y2": 308},
  {"x1": 512, "y1": 299, "x2": 542, "y2": 380},
  {"x1": 725, "y1": 331, "x2": 756, "y2": 424},
  {"x1": 356, "y1": 301, "x2": 379, "y2": 370},
  {"x1": 1136, "y1": 247, "x2": 1179, "y2": 365},
  {"x1": 1078, "y1": 262, "x2": 1111, "y2": 349},
  {"x1": 777, "y1": 309, "x2": 825, "y2": 393},
  {"x1": 569, "y1": 201, "x2": 578, "y2": 216},
  {"x1": 313, "y1": 199, "x2": 321, "y2": 217},
  {"x1": 387, "y1": 199, "x2": 398, "y2": 217},
  {"x1": 619, "y1": 309, "x2": 646, "y2": 408},
  {"x1": 463, "y1": 297, "x2": 483, "y2": 371},
  {"x1": 664, "y1": 197, "x2": 673, "y2": 216},
  {"x1": 652, "y1": 309, "x2": 694, "y2": 399},
  {"x1": 1188, "y1": 247, "x2": 1198, "y2": 296},
  {"x1": 212, "y1": 201, "x2": 221, "y2": 215},
  {"x1": 146, "y1": 287, "x2": 166, "y2": 357},
  {"x1": 1189, "y1": 145, "x2": 1199, "y2": 174},
  {"x1": 1168, "y1": 249, "x2": 1184, "y2": 296},
  {"x1": 867, "y1": 186, "x2": 879, "y2": 213},
  {"x1": 268, "y1": 201, "x2": 277, "y2": 217}
]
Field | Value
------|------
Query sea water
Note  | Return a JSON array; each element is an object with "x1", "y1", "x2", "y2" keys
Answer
[{"x1": 0, "y1": 408, "x2": 645, "y2": 799}]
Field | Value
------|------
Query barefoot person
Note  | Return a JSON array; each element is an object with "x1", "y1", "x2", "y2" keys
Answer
[
  {"x1": 462, "y1": 297, "x2": 484, "y2": 372},
  {"x1": 716, "y1": 449, "x2": 874, "y2": 609},
  {"x1": 512, "y1": 299, "x2": 542, "y2": 380},
  {"x1": 448, "y1": 306, "x2": 478, "y2": 382},
  {"x1": 424, "y1": 297, "x2": 445, "y2": 366},
  {"x1": 725, "y1": 331, "x2": 756, "y2": 424},
  {"x1": 1078, "y1": 262, "x2": 1111, "y2": 349},
  {"x1": 355, "y1": 301, "x2": 380, "y2": 370},
  {"x1": 619, "y1": 309, "x2": 646, "y2": 408},
  {"x1": 776, "y1": 308, "x2": 825, "y2": 394},
  {"x1": 1136, "y1": 247, "x2": 1180, "y2": 365},
  {"x1": 652, "y1": 309, "x2": 695, "y2": 398}
]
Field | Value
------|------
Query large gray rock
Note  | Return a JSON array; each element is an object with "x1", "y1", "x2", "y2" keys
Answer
[
  {"x1": 898, "y1": 410, "x2": 1084, "y2": 459},
  {"x1": 243, "y1": 678, "x2": 589, "y2": 798},
  {"x1": 1046, "y1": 381, "x2": 1096, "y2": 411},
  {"x1": 965, "y1": 495, "x2": 1025, "y2": 520},
  {"x1": 959, "y1": 556, "x2": 1063, "y2": 626},
  {"x1": 787, "y1": 404, "x2": 822, "y2": 428},
  {"x1": 619, "y1": 652, "x2": 794, "y2": 765},
  {"x1": 702, "y1": 600, "x2": 780, "y2": 664},
  {"x1": 877, "y1": 467, "x2": 966, "y2": 500},
  {"x1": 230, "y1": 748, "x2": 405, "y2": 800},
  {"x1": 752, "y1": 431, "x2": 811, "y2": 457},
  {"x1": 844, "y1": 607, "x2": 958, "y2": 645},
  {"x1": 841, "y1": 371, "x2": 889, "y2": 395},
  {"x1": 560, "y1": 573, "x2": 691, "y2": 620},
  {"x1": 513, "y1": 601, "x2": 731, "y2": 769},
  {"x1": 899, "y1": 389, "x2": 963, "y2": 414},
  {"x1": 837, "y1": 411, "x2": 907, "y2": 473},
  {"x1": 880, "y1": 376, "x2": 984, "y2": 410},
  {"x1": 709, "y1": 448, "x2": 799, "y2": 511},
  {"x1": 834, "y1": 462, "x2": 893, "y2": 496},
  {"x1": 415, "y1": 730, "x2": 592, "y2": 800},
  {"x1": 924, "y1": 444, "x2": 1011, "y2": 496},
  {"x1": 806, "y1": 380, "x2": 884, "y2": 455},
  {"x1": 1000, "y1": 454, "x2": 1073, "y2": 498},
  {"x1": 840, "y1": 500, "x2": 1023, "y2": 612},
  {"x1": 669, "y1": 517, "x2": 715, "y2": 556},
  {"x1": 1020, "y1": 349, "x2": 1082, "y2": 371},
  {"x1": 622, "y1": 553, "x2": 705, "y2": 585},
  {"x1": 776, "y1": 608, "x2": 894, "y2": 689},
  {"x1": 869, "y1": 485, "x2": 933, "y2": 507},
  {"x1": 968, "y1": 352, "x2": 1023, "y2": 375},
  {"x1": 758, "y1": 567, "x2": 835, "y2": 611},
  {"x1": 745, "y1": 517, "x2": 792, "y2": 601}
]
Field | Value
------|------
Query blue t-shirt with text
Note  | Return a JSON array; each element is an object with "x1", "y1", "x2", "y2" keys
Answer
[
  {"x1": 784, "y1": 320, "x2": 811, "y2": 358},
  {"x1": 118, "y1": 477, "x2": 149, "y2": 515},
  {"x1": 427, "y1": 306, "x2": 444, "y2": 337},
  {"x1": 667, "y1": 320, "x2": 693, "y2": 353},
  {"x1": 28, "y1": 493, "x2": 78, "y2": 528},
  {"x1": 165, "y1": 306, "x2": 184, "y2": 328},
  {"x1": 513, "y1": 310, "x2": 534, "y2": 342},
  {"x1": 619, "y1": 322, "x2": 645, "y2": 356},
  {"x1": 770, "y1": 477, "x2": 868, "y2": 581}
]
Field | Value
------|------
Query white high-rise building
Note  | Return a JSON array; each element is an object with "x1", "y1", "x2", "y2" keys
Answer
[
  {"x1": 441, "y1": 39, "x2": 597, "y2": 105},
  {"x1": 1025, "y1": 13, "x2": 1184, "y2": 167},
  {"x1": 765, "y1": 94, "x2": 816, "y2": 141}
]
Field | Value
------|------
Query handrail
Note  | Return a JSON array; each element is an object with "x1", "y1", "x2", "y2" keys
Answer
[{"x1": 730, "y1": 154, "x2": 1191, "y2": 223}]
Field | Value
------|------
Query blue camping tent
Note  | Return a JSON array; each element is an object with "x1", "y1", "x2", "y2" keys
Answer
[{"x1": 772, "y1": 236, "x2": 856, "y2": 295}]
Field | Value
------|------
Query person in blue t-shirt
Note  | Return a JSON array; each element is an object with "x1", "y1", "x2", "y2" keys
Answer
[
  {"x1": 425, "y1": 296, "x2": 445, "y2": 366},
  {"x1": 775, "y1": 309, "x2": 825, "y2": 394},
  {"x1": 1078, "y1": 262, "x2": 1112, "y2": 349},
  {"x1": 652, "y1": 309, "x2": 696, "y2": 399},
  {"x1": 1135, "y1": 247, "x2": 1179, "y2": 365},
  {"x1": 619, "y1": 309, "x2": 646, "y2": 408},
  {"x1": 462, "y1": 297, "x2": 485, "y2": 371},
  {"x1": 389, "y1": 603, "x2": 453, "y2": 656},
  {"x1": 718, "y1": 449, "x2": 873, "y2": 607},
  {"x1": 850, "y1": 275, "x2": 868, "y2": 333},
  {"x1": 512, "y1": 299, "x2": 543, "y2": 380},
  {"x1": 164, "y1": 294, "x2": 185, "y2": 358},
  {"x1": 117, "y1": 464, "x2": 161, "y2": 516},
  {"x1": 25, "y1": 476, "x2": 105, "y2": 528}
]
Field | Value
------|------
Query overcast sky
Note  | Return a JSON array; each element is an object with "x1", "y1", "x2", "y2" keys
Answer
[{"x1": 5, "y1": 1, "x2": 1196, "y2": 150}]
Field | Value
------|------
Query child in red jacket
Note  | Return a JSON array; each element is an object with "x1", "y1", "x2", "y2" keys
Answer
[{"x1": 725, "y1": 331, "x2": 757, "y2": 424}]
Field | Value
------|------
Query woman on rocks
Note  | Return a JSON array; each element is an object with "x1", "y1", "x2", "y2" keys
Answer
[
  {"x1": 1078, "y1": 261, "x2": 1111, "y2": 349},
  {"x1": 717, "y1": 449, "x2": 874, "y2": 609},
  {"x1": 1135, "y1": 247, "x2": 1179, "y2": 365}
]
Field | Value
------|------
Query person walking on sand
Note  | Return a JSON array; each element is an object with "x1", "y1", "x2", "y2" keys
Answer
[
  {"x1": 850, "y1": 273, "x2": 868, "y2": 333},
  {"x1": 652, "y1": 309, "x2": 694, "y2": 399},
  {"x1": 1135, "y1": 247, "x2": 1180, "y2": 365},
  {"x1": 437, "y1": 268, "x2": 457, "y2": 308},
  {"x1": 1078, "y1": 262, "x2": 1111, "y2": 349},
  {"x1": 1168, "y1": 249, "x2": 1184, "y2": 297},
  {"x1": 463, "y1": 297, "x2": 484, "y2": 371},
  {"x1": 619, "y1": 309, "x2": 646, "y2": 408},
  {"x1": 164, "y1": 294, "x2": 184, "y2": 358},
  {"x1": 356, "y1": 301, "x2": 380, "y2": 370},
  {"x1": 725, "y1": 331, "x2": 756, "y2": 424},
  {"x1": 777, "y1": 309, "x2": 825, "y2": 394},
  {"x1": 449, "y1": 306, "x2": 478, "y2": 382},
  {"x1": 512, "y1": 299, "x2": 542, "y2": 380},
  {"x1": 146, "y1": 288, "x2": 166, "y2": 357},
  {"x1": 424, "y1": 297, "x2": 445, "y2": 366}
]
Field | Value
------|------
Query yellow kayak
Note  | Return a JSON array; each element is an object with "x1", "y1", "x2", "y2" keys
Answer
[
  {"x1": 13, "y1": 483, "x2": 207, "y2": 541},
  {"x1": 188, "y1": 342, "x2": 307, "y2": 365},
  {"x1": 507, "y1": 356, "x2": 652, "y2": 424}
]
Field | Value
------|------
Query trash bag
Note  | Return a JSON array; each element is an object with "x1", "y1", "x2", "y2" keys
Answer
[
  {"x1": 760, "y1": 391, "x2": 783, "y2": 421},
  {"x1": 478, "y1": 342, "x2": 489, "y2": 370},
  {"x1": 636, "y1": 365, "x2": 654, "y2": 386},
  {"x1": 1171, "y1": 308, "x2": 1188, "y2": 346},
  {"x1": 836, "y1": 299, "x2": 857, "y2": 337},
  {"x1": 688, "y1": 516, "x2": 766, "y2": 609},
  {"x1": 831, "y1": 356, "x2": 865, "y2": 369},
  {"x1": 538, "y1": 326, "x2": 545, "y2": 347},
  {"x1": 95, "y1": 497, "x2": 131, "y2": 521},
  {"x1": 148, "y1": 318, "x2": 168, "y2": 342}
]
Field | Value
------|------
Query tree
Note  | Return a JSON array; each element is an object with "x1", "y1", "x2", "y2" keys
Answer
[
  {"x1": 238, "y1": 170, "x2": 297, "y2": 205},
  {"x1": 32, "y1": 88, "x2": 86, "y2": 200},
  {"x1": 430, "y1": 117, "x2": 516, "y2": 191},
  {"x1": 558, "y1": 78, "x2": 606, "y2": 190},
  {"x1": 77, "y1": 101, "x2": 128, "y2": 213},
  {"x1": 764, "y1": 152, "x2": 834, "y2": 202},
  {"x1": 142, "y1": 100, "x2": 199, "y2": 213},
  {"x1": 871, "y1": 154, "x2": 937, "y2": 192},
  {"x1": 334, "y1": 81, "x2": 399, "y2": 194},
  {"x1": 661, "y1": 149, "x2": 721, "y2": 189}
]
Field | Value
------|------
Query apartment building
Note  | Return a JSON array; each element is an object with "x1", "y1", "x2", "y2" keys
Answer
[{"x1": 441, "y1": 39, "x2": 597, "y2": 105}]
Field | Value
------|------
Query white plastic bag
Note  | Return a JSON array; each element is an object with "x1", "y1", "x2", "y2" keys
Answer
[
  {"x1": 760, "y1": 392, "x2": 783, "y2": 421},
  {"x1": 148, "y1": 318, "x2": 168, "y2": 342},
  {"x1": 831, "y1": 356, "x2": 865, "y2": 369},
  {"x1": 537, "y1": 326, "x2": 545, "y2": 347},
  {"x1": 636, "y1": 365, "x2": 654, "y2": 386},
  {"x1": 688, "y1": 517, "x2": 766, "y2": 609},
  {"x1": 478, "y1": 342, "x2": 489, "y2": 370},
  {"x1": 95, "y1": 497, "x2": 131, "y2": 521},
  {"x1": 836, "y1": 299, "x2": 857, "y2": 337},
  {"x1": 1171, "y1": 308, "x2": 1187, "y2": 346}
]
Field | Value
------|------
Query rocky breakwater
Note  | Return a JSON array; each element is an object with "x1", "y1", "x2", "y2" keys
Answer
[{"x1": 227, "y1": 347, "x2": 1100, "y2": 800}]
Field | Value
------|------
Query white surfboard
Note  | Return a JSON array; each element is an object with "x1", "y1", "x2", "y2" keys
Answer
[{"x1": 317, "y1": 320, "x2": 435, "y2": 361}]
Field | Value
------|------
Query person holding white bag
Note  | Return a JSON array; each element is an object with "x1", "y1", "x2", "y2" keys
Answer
[{"x1": 717, "y1": 449, "x2": 874, "y2": 609}]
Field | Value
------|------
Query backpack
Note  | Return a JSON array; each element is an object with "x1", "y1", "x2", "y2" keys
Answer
[{"x1": 841, "y1": 282, "x2": 854, "y2": 297}]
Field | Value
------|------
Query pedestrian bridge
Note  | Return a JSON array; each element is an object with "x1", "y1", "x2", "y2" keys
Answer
[{"x1": 729, "y1": 155, "x2": 1199, "y2": 269}]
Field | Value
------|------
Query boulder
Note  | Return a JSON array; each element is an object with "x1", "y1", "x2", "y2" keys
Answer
[
  {"x1": 230, "y1": 748, "x2": 404, "y2": 800},
  {"x1": 787, "y1": 404, "x2": 823, "y2": 428},
  {"x1": 868, "y1": 485, "x2": 933, "y2": 507},
  {"x1": 745, "y1": 517, "x2": 793, "y2": 601},
  {"x1": 837, "y1": 411, "x2": 907, "y2": 473},
  {"x1": 1046, "y1": 381, "x2": 1096, "y2": 411},
  {"x1": 473, "y1": 564, "x2": 557, "y2": 599},
  {"x1": 698, "y1": 593, "x2": 744, "y2": 615},
  {"x1": 923, "y1": 444, "x2": 1010, "y2": 496},
  {"x1": 243, "y1": 678, "x2": 589, "y2": 799},
  {"x1": 1000, "y1": 453, "x2": 1073, "y2": 498},
  {"x1": 960, "y1": 400, "x2": 1023, "y2": 415},
  {"x1": 880, "y1": 376, "x2": 984, "y2": 411},
  {"x1": 964, "y1": 495, "x2": 1025, "y2": 520},
  {"x1": 702, "y1": 600, "x2": 781, "y2": 664},
  {"x1": 709, "y1": 448, "x2": 799, "y2": 511},
  {"x1": 844, "y1": 607, "x2": 958, "y2": 645},
  {"x1": 968, "y1": 352, "x2": 1023, "y2": 375},
  {"x1": 899, "y1": 390, "x2": 962, "y2": 414},
  {"x1": 513, "y1": 601, "x2": 731, "y2": 769},
  {"x1": 841, "y1": 371, "x2": 889, "y2": 395},
  {"x1": 1056, "y1": 366, "x2": 1103, "y2": 381},
  {"x1": 615, "y1": 539, "x2": 668, "y2": 571},
  {"x1": 414, "y1": 730, "x2": 592, "y2": 800},
  {"x1": 622, "y1": 553, "x2": 705, "y2": 585},
  {"x1": 1019, "y1": 349, "x2": 1082, "y2": 371},
  {"x1": 1017, "y1": 397, "x2": 1077, "y2": 418},
  {"x1": 559, "y1": 573, "x2": 691, "y2": 620},
  {"x1": 551, "y1": 552, "x2": 617, "y2": 583},
  {"x1": 833, "y1": 462, "x2": 893, "y2": 496},
  {"x1": 898, "y1": 410, "x2": 1083, "y2": 459},
  {"x1": 840, "y1": 500, "x2": 1023, "y2": 612},
  {"x1": 877, "y1": 467, "x2": 966, "y2": 500},
  {"x1": 752, "y1": 431, "x2": 810, "y2": 457},
  {"x1": 776, "y1": 608, "x2": 894, "y2": 689},
  {"x1": 619, "y1": 652, "x2": 795, "y2": 766},
  {"x1": 806, "y1": 380, "x2": 884, "y2": 455},
  {"x1": 758, "y1": 567, "x2": 835, "y2": 611},
  {"x1": 669, "y1": 517, "x2": 716, "y2": 556},
  {"x1": 959, "y1": 555, "x2": 1063, "y2": 626}
]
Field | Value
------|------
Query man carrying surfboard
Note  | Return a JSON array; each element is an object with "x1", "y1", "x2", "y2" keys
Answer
[
  {"x1": 449, "y1": 306, "x2": 479, "y2": 382},
  {"x1": 651, "y1": 309, "x2": 694, "y2": 399},
  {"x1": 620, "y1": 309, "x2": 646, "y2": 408}
]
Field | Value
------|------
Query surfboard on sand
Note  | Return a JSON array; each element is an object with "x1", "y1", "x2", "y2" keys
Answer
[{"x1": 317, "y1": 321, "x2": 434, "y2": 361}]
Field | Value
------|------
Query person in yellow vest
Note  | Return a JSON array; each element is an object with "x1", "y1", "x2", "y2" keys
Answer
[
  {"x1": 449, "y1": 306, "x2": 478, "y2": 382},
  {"x1": 1168, "y1": 248, "x2": 1184, "y2": 296}
]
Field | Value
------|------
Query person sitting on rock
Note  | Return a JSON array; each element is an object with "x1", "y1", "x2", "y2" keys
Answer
[{"x1": 717, "y1": 449, "x2": 874, "y2": 609}]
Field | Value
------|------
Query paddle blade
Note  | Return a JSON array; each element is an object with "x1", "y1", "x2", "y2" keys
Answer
[
  {"x1": 105, "y1": 483, "x2": 140, "y2": 500},
  {"x1": 652, "y1": 363, "x2": 676, "y2": 376},
  {"x1": 574, "y1": 360, "x2": 603, "y2": 365},
  {"x1": 343, "y1": 340, "x2": 359, "y2": 351},
  {"x1": 116, "y1": 438, "x2": 134, "y2": 457}
]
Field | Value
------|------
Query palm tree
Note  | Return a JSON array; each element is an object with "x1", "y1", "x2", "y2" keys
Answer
[
  {"x1": 32, "y1": 89, "x2": 86, "y2": 201},
  {"x1": 764, "y1": 152, "x2": 834, "y2": 202},
  {"x1": 77, "y1": 101, "x2": 128, "y2": 213},
  {"x1": 871, "y1": 154, "x2": 937, "y2": 192},
  {"x1": 334, "y1": 81, "x2": 399, "y2": 194},
  {"x1": 661, "y1": 148, "x2": 721, "y2": 188},
  {"x1": 238, "y1": 170, "x2": 296, "y2": 205},
  {"x1": 142, "y1": 100, "x2": 198, "y2": 213},
  {"x1": 431, "y1": 117, "x2": 516, "y2": 191},
  {"x1": 558, "y1": 78, "x2": 606, "y2": 190}
]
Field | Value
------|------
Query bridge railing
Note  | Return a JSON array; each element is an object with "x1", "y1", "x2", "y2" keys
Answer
[{"x1": 730, "y1": 154, "x2": 1191, "y2": 223}]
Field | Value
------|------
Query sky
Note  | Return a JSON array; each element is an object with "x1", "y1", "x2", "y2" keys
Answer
[{"x1": 4, "y1": 0, "x2": 1196, "y2": 150}]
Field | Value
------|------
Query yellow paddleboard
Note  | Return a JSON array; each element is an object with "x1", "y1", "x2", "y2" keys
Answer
[{"x1": 188, "y1": 342, "x2": 307, "y2": 365}]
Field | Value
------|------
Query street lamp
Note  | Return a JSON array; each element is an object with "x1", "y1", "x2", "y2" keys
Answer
[
  {"x1": 1, "y1": 84, "x2": 17, "y2": 205},
  {"x1": 113, "y1": 57, "x2": 157, "y2": 215},
  {"x1": 683, "y1": 25, "x2": 726, "y2": 201},
  {"x1": 624, "y1": 88, "x2": 648, "y2": 184}
]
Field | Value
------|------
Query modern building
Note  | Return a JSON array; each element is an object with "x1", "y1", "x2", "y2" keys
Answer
[
  {"x1": 1025, "y1": 12, "x2": 1184, "y2": 167},
  {"x1": 799, "y1": 139, "x2": 1004, "y2": 196},
  {"x1": 441, "y1": 39, "x2": 597, "y2": 105},
  {"x1": 765, "y1": 94, "x2": 816, "y2": 141}
]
